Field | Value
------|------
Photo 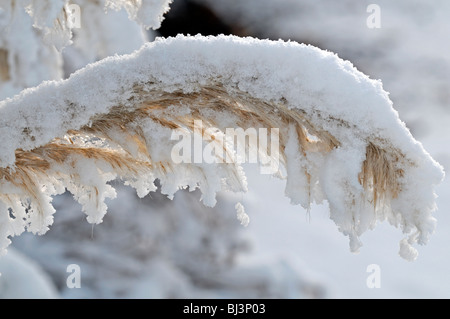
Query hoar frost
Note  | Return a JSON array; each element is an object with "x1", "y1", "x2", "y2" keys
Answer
[
  {"x1": 0, "y1": 35, "x2": 444, "y2": 261},
  {"x1": 235, "y1": 202, "x2": 249, "y2": 227}
]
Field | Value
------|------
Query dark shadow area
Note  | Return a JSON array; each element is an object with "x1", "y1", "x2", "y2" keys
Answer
[{"x1": 157, "y1": 0, "x2": 238, "y2": 37}]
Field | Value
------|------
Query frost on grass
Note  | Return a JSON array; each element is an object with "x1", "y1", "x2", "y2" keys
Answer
[
  {"x1": 0, "y1": 0, "x2": 64, "y2": 99},
  {"x1": 0, "y1": 35, "x2": 444, "y2": 260},
  {"x1": 105, "y1": 0, "x2": 173, "y2": 30},
  {"x1": 0, "y1": 0, "x2": 167, "y2": 99}
]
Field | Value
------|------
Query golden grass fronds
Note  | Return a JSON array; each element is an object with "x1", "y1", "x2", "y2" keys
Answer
[
  {"x1": 0, "y1": 83, "x2": 405, "y2": 215},
  {"x1": 0, "y1": 144, "x2": 152, "y2": 207},
  {"x1": 359, "y1": 142, "x2": 404, "y2": 207}
]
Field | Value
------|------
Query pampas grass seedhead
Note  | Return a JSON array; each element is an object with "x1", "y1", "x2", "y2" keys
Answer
[
  {"x1": 0, "y1": 32, "x2": 437, "y2": 262},
  {"x1": 0, "y1": 83, "x2": 404, "y2": 217}
]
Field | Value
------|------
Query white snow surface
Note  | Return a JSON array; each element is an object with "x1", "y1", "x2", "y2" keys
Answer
[{"x1": 0, "y1": 35, "x2": 443, "y2": 261}]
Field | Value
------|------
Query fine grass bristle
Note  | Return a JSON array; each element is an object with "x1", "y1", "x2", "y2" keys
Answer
[{"x1": 359, "y1": 142, "x2": 404, "y2": 208}]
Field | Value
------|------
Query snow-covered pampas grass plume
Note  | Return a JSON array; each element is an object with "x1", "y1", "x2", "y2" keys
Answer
[{"x1": 0, "y1": 35, "x2": 444, "y2": 260}]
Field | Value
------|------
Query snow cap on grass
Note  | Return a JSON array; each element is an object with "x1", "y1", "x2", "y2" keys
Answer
[{"x1": 0, "y1": 35, "x2": 444, "y2": 260}]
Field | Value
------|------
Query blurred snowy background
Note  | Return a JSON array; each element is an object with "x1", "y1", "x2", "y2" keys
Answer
[{"x1": 1, "y1": 0, "x2": 450, "y2": 298}]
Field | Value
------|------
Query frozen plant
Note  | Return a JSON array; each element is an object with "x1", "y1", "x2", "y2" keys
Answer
[
  {"x1": 0, "y1": 0, "x2": 171, "y2": 99},
  {"x1": 0, "y1": 33, "x2": 443, "y2": 261}
]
